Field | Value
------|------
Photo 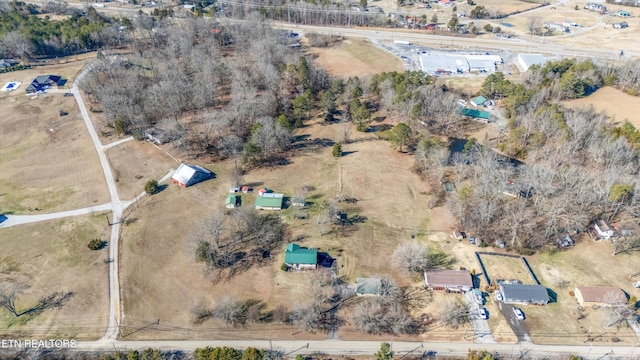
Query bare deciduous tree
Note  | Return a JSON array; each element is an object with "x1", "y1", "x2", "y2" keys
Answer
[{"x1": 440, "y1": 299, "x2": 469, "y2": 329}]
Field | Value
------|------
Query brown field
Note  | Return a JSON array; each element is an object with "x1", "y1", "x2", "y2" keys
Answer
[
  {"x1": 565, "y1": 86, "x2": 640, "y2": 128},
  {"x1": 525, "y1": 240, "x2": 640, "y2": 345},
  {"x1": 306, "y1": 38, "x2": 404, "y2": 77},
  {"x1": 0, "y1": 214, "x2": 110, "y2": 339},
  {"x1": 0, "y1": 61, "x2": 109, "y2": 214},
  {"x1": 106, "y1": 140, "x2": 180, "y2": 198},
  {"x1": 478, "y1": 253, "x2": 537, "y2": 286},
  {"x1": 119, "y1": 116, "x2": 464, "y2": 340}
]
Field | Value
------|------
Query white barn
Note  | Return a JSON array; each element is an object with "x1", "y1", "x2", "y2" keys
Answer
[
  {"x1": 171, "y1": 163, "x2": 212, "y2": 187},
  {"x1": 516, "y1": 54, "x2": 547, "y2": 72}
]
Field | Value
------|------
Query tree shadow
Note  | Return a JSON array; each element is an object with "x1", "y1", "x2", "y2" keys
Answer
[
  {"x1": 428, "y1": 252, "x2": 457, "y2": 270},
  {"x1": 341, "y1": 151, "x2": 358, "y2": 156},
  {"x1": 155, "y1": 184, "x2": 169, "y2": 194},
  {"x1": 17, "y1": 292, "x2": 75, "y2": 317}
]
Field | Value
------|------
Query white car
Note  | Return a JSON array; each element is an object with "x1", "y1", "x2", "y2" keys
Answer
[
  {"x1": 494, "y1": 291, "x2": 504, "y2": 302},
  {"x1": 512, "y1": 307, "x2": 525, "y2": 320},
  {"x1": 478, "y1": 308, "x2": 488, "y2": 320}
]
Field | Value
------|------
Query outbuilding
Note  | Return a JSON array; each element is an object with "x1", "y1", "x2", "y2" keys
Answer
[
  {"x1": 171, "y1": 163, "x2": 212, "y2": 187},
  {"x1": 516, "y1": 54, "x2": 547, "y2": 72},
  {"x1": 255, "y1": 193, "x2": 283, "y2": 210},
  {"x1": 225, "y1": 194, "x2": 240, "y2": 208},
  {"x1": 354, "y1": 278, "x2": 383, "y2": 296}
]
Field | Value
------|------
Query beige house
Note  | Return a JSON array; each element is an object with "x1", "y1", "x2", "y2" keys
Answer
[{"x1": 575, "y1": 286, "x2": 627, "y2": 306}]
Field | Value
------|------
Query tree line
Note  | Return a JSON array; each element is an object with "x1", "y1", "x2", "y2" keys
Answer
[{"x1": 0, "y1": 0, "x2": 111, "y2": 59}]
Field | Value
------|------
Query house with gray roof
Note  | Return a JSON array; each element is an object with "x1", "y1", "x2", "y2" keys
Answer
[{"x1": 499, "y1": 283, "x2": 549, "y2": 305}]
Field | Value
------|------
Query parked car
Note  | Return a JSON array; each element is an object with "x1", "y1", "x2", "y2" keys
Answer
[
  {"x1": 478, "y1": 308, "x2": 488, "y2": 320},
  {"x1": 512, "y1": 307, "x2": 525, "y2": 320},
  {"x1": 494, "y1": 291, "x2": 504, "y2": 302}
]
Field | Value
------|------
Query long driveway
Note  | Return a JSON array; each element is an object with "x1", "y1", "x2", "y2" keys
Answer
[{"x1": 72, "y1": 69, "x2": 123, "y2": 341}]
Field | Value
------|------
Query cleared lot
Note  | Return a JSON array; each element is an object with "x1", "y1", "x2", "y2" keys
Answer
[
  {"x1": 0, "y1": 214, "x2": 110, "y2": 339},
  {"x1": 0, "y1": 61, "x2": 108, "y2": 214}
]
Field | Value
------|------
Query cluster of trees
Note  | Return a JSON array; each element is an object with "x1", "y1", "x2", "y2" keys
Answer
[
  {"x1": 191, "y1": 209, "x2": 286, "y2": 280},
  {"x1": 194, "y1": 346, "x2": 274, "y2": 360},
  {"x1": 0, "y1": 1, "x2": 110, "y2": 58},
  {"x1": 191, "y1": 297, "x2": 272, "y2": 326},
  {"x1": 217, "y1": 0, "x2": 388, "y2": 28},
  {"x1": 83, "y1": 16, "x2": 331, "y2": 165}
]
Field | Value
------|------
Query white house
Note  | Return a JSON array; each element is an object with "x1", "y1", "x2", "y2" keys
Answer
[
  {"x1": 594, "y1": 220, "x2": 615, "y2": 239},
  {"x1": 171, "y1": 163, "x2": 212, "y2": 187}
]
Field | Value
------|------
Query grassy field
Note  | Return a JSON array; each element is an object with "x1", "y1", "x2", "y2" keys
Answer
[
  {"x1": 306, "y1": 38, "x2": 404, "y2": 77},
  {"x1": 0, "y1": 214, "x2": 110, "y2": 339},
  {"x1": 118, "y1": 115, "x2": 463, "y2": 340},
  {"x1": 106, "y1": 140, "x2": 179, "y2": 199},
  {"x1": 525, "y1": 240, "x2": 640, "y2": 345},
  {"x1": 0, "y1": 61, "x2": 109, "y2": 214},
  {"x1": 565, "y1": 86, "x2": 640, "y2": 128},
  {"x1": 478, "y1": 254, "x2": 537, "y2": 286}
]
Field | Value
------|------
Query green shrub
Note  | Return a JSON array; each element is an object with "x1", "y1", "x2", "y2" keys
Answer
[
  {"x1": 332, "y1": 142, "x2": 342, "y2": 157},
  {"x1": 281, "y1": 263, "x2": 288, "y2": 271},
  {"x1": 88, "y1": 239, "x2": 103, "y2": 250},
  {"x1": 145, "y1": 180, "x2": 159, "y2": 195}
]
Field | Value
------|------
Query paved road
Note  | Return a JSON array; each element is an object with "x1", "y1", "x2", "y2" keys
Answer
[
  {"x1": 76, "y1": 339, "x2": 638, "y2": 359},
  {"x1": 270, "y1": 22, "x2": 637, "y2": 59},
  {"x1": 464, "y1": 291, "x2": 495, "y2": 344}
]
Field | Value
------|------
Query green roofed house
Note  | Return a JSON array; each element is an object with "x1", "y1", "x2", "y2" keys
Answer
[
  {"x1": 471, "y1": 95, "x2": 487, "y2": 108},
  {"x1": 255, "y1": 193, "x2": 284, "y2": 210},
  {"x1": 461, "y1": 108, "x2": 491, "y2": 121},
  {"x1": 284, "y1": 243, "x2": 318, "y2": 270},
  {"x1": 226, "y1": 194, "x2": 239, "y2": 208}
]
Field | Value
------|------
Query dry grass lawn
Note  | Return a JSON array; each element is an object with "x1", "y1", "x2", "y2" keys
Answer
[
  {"x1": 478, "y1": 254, "x2": 537, "y2": 286},
  {"x1": 119, "y1": 117, "x2": 462, "y2": 340},
  {"x1": 565, "y1": 86, "x2": 640, "y2": 128},
  {"x1": 106, "y1": 141, "x2": 180, "y2": 198},
  {"x1": 306, "y1": 38, "x2": 404, "y2": 77},
  {"x1": 0, "y1": 214, "x2": 110, "y2": 339},
  {"x1": 0, "y1": 61, "x2": 109, "y2": 214}
]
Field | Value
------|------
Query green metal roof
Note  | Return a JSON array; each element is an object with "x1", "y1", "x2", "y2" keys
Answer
[
  {"x1": 226, "y1": 194, "x2": 238, "y2": 205},
  {"x1": 472, "y1": 95, "x2": 487, "y2": 105},
  {"x1": 284, "y1": 243, "x2": 317, "y2": 264},
  {"x1": 461, "y1": 108, "x2": 491, "y2": 120},
  {"x1": 255, "y1": 196, "x2": 283, "y2": 209}
]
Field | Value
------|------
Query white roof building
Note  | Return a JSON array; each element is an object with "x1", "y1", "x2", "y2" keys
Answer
[
  {"x1": 171, "y1": 163, "x2": 212, "y2": 187},
  {"x1": 516, "y1": 54, "x2": 547, "y2": 72}
]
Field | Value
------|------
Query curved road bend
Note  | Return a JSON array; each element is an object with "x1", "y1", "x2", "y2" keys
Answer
[{"x1": 73, "y1": 69, "x2": 122, "y2": 341}]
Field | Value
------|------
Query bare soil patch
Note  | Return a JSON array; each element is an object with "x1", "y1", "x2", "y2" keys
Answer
[
  {"x1": 565, "y1": 86, "x2": 640, "y2": 128},
  {"x1": 306, "y1": 39, "x2": 404, "y2": 77},
  {"x1": 0, "y1": 73, "x2": 109, "y2": 213},
  {"x1": 0, "y1": 214, "x2": 110, "y2": 339}
]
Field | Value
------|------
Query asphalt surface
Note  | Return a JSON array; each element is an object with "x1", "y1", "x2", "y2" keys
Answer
[
  {"x1": 464, "y1": 291, "x2": 495, "y2": 344},
  {"x1": 497, "y1": 301, "x2": 531, "y2": 344}
]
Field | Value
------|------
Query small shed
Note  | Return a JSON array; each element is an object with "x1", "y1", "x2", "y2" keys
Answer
[
  {"x1": 452, "y1": 230, "x2": 465, "y2": 240},
  {"x1": 594, "y1": 220, "x2": 615, "y2": 240},
  {"x1": 241, "y1": 186, "x2": 252, "y2": 193},
  {"x1": 229, "y1": 187, "x2": 240, "y2": 193},
  {"x1": 575, "y1": 286, "x2": 627, "y2": 306},
  {"x1": 284, "y1": 243, "x2": 318, "y2": 270},
  {"x1": 258, "y1": 188, "x2": 272, "y2": 197},
  {"x1": 292, "y1": 197, "x2": 305, "y2": 207},
  {"x1": 471, "y1": 95, "x2": 488, "y2": 108},
  {"x1": 144, "y1": 127, "x2": 172, "y2": 145},
  {"x1": 225, "y1": 194, "x2": 240, "y2": 208}
]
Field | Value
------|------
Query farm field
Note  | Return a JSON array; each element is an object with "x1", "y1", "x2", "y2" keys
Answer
[
  {"x1": 118, "y1": 116, "x2": 464, "y2": 340},
  {"x1": 0, "y1": 61, "x2": 109, "y2": 214},
  {"x1": 0, "y1": 214, "x2": 110, "y2": 340},
  {"x1": 306, "y1": 38, "x2": 404, "y2": 77},
  {"x1": 565, "y1": 86, "x2": 640, "y2": 128}
]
